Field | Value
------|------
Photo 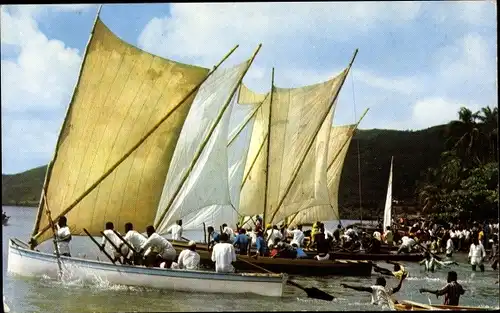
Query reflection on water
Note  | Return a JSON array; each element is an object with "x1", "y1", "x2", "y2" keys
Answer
[{"x1": 3, "y1": 206, "x2": 499, "y2": 312}]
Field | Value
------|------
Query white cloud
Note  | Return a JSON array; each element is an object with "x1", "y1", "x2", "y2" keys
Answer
[
  {"x1": 354, "y1": 70, "x2": 423, "y2": 95},
  {"x1": 1, "y1": 7, "x2": 82, "y2": 113},
  {"x1": 1, "y1": 6, "x2": 83, "y2": 173},
  {"x1": 138, "y1": 2, "x2": 422, "y2": 66},
  {"x1": 411, "y1": 97, "x2": 482, "y2": 129},
  {"x1": 430, "y1": 1, "x2": 496, "y2": 26}
]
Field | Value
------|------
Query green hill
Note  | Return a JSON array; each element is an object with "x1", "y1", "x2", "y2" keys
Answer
[{"x1": 2, "y1": 125, "x2": 448, "y2": 218}]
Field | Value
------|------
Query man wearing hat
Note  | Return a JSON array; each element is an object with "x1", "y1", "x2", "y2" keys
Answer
[{"x1": 171, "y1": 240, "x2": 200, "y2": 270}]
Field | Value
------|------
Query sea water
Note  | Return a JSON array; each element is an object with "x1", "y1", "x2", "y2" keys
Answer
[{"x1": 3, "y1": 206, "x2": 499, "y2": 312}]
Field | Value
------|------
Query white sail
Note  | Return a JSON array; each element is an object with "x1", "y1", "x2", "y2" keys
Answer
[
  {"x1": 181, "y1": 99, "x2": 258, "y2": 230},
  {"x1": 154, "y1": 61, "x2": 250, "y2": 235},
  {"x1": 383, "y1": 156, "x2": 394, "y2": 230}
]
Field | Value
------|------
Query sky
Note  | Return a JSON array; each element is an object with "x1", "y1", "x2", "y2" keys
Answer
[{"x1": 1, "y1": 2, "x2": 497, "y2": 174}]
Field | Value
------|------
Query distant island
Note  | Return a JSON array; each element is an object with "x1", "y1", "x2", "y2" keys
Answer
[{"x1": 1, "y1": 125, "x2": 449, "y2": 218}]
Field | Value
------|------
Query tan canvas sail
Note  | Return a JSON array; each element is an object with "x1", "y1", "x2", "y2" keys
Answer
[
  {"x1": 32, "y1": 18, "x2": 210, "y2": 244},
  {"x1": 288, "y1": 124, "x2": 356, "y2": 226},
  {"x1": 238, "y1": 83, "x2": 267, "y2": 104},
  {"x1": 266, "y1": 71, "x2": 348, "y2": 225}
]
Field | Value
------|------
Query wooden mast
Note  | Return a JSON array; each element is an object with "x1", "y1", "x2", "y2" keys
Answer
[
  {"x1": 262, "y1": 68, "x2": 275, "y2": 227},
  {"x1": 268, "y1": 49, "x2": 359, "y2": 225},
  {"x1": 32, "y1": 44, "x2": 241, "y2": 243},
  {"x1": 154, "y1": 44, "x2": 263, "y2": 228}
]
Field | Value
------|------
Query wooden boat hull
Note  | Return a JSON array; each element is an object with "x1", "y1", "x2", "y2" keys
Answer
[
  {"x1": 7, "y1": 239, "x2": 287, "y2": 297},
  {"x1": 394, "y1": 300, "x2": 495, "y2": 311},
  {"x1": 173, "y1": 245, "x2": 373, "y2": 277},
  {"x1": 172, "y1": 240, "x2": 421, "y2": 263}
]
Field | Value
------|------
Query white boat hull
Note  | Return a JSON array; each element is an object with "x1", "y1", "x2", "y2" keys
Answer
[{"x1": 8, "y1": 239, "x2": 286, "y2": 297}]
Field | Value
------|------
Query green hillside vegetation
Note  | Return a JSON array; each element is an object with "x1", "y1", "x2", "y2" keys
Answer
[
  {"x1": 2, "y1": 126, "x2": 448, "y2": 217},
  {"x1": 3, "y1": 106, "x2": 496, "y2": 224},
  {"x1": 2, "y1": 165, "x2": 46, "y2": 207}
]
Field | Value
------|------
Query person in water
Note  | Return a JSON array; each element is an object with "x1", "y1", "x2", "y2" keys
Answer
[
  {"x1": 468, "y1": 236, "x2": 486, "y2": 272},
  {"x1": 373, "y1": 260, "x2": 408, "y2": 280},
  {"x1": 341, "y1": 273, "x2": 407, "y2": 307},
  {"x1": 419, "y1": 251, "x2": 458, "y2": 272},
  {"x1": 489, "y1": 235, "x2": 498, "y2": 270},
  {"x1": 419, "y1": 271, "x2": 465, "y2": 306}
]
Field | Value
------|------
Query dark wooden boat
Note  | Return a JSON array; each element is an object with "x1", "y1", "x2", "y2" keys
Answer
[
  {"x1": 172, "y1": 240, "x2": 423, "y2": 262},
  {"x1": 172, "y1": 244, "x2": 373, "y2": 277}
]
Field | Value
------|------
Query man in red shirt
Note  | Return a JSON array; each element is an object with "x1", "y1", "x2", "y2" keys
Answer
[{"x1": 419, "y1": 271, "x2": 465, "y2": 305}]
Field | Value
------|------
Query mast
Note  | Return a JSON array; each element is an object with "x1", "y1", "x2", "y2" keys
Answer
[
  {"x1": 154, "y1": 44, "x2": 263, "y2": 228},
  {"x1": 32, "y1": 44, "x2": 241, "y2": 243},
  {"x1": 262, "y1": 68, "x2": 275, "y2": 226},
  {"x1": 31, "y1": 4, "x2": 103, "y2": 245},
  {"x1": 268, "y1": 49, "x2": 359, "y2": 225}
]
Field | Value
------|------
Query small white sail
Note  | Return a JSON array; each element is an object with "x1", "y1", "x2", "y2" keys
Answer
[
  {"x1": 383, "y1": 156, "x2": 394, "y2": 230},
  {"x1": 181, "y1": 99, "x2": 257, "y2": 230},
  {"x1": 154, "y1": 61, "x2": 250, "y2": 235}
]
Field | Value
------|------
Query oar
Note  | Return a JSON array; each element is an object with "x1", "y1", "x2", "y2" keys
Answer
[
  {"x1": 100, "y1": 231, "x2": 124, "y2": 265},
  {"x1": 83, "y1": 228, "x2": 117, "y2": 265},
  {"x1": 236, "y1": 256, "x2": 334, "y2": 301},
  {"x1": 112, "y1": 229, "x2": 139, "y2": 255},
  {"x1": 416, "y1": 242, "x2": 442, "y2": 261}
]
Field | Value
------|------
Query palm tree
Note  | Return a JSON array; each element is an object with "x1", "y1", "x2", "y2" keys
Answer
[
  {"x1": 476, "y1": 106, "x2": 498, "y2": 163},
  {"x1": 445, "y1": 107, "x2": 482, "y2": 167}
]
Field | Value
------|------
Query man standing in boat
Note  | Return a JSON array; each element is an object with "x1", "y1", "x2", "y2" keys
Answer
[
  {"x1": 55, "y1": 216, "x2": 72, "y2": 257},
  {"x1": 211, "y1": 233, "x2": 237, "y2": 273},
  {"x1": 167, "y1": 220, "x2": 183, "y2": 241},
  {"x1": 419, "y1": 271, "x2": 465, "y2": 306}
]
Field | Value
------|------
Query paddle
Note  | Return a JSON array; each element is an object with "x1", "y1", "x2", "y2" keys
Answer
[
  {"x1": 236, "y1": 256, "x2": 334, "y2": 301},
  {"x1": 416, "y1": 242, "x2": 442, "y2": 261},
  {"x1": 112, "y1": 229, "x2": 140, "y2": 255},
  {"x1": 100, "y1": 231, "x2": 125, "y2": 265},
  {"x1": 83, "y1": 228, "x2": 117, "y2": 265}
]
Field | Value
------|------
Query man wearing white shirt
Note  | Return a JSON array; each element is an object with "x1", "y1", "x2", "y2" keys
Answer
[
  {"x1": 266, "y1": 225, "x2": 283, "y2": 248},
  {"x1": 248, "y1": 228, "x2": 257, "y2": 247},
  {"x1": 222, "y1": 223, "x2": 235, "y2": 242},
  {"x1": 211, "y1": 233, "x2": 237, "y2": 273},
  {"x1": 171, "y1": 240, "x2": 200, "y2": 270},
  {"x1": 55, "y1": 216, "x2": 72, "y2": 257},
  {"x1": 139, "y1": 225, "x2": 176, "y2": 268},
  {"x1": 468, "y1": 237, "x2": 486, "y2": 272},
  {"x1": 100, "y1": 222, "x2": 124, "y2": 263},
  {"x1": 119, "y1": 222, "x2": 147, "y2": 265},
  {"x1": 397, "y1": 236, "x2": 416, "y2": 254},
  {"x1": 287, "y1": 225, "x2": 305, "y2": 247},
  {"x1": 167, "y1": 220, "x2": 183, "y2": 241}
]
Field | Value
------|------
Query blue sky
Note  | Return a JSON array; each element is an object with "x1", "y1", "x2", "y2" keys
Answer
[{"x1": 1, "y1": 2, "x2": 497, "y2": 174}]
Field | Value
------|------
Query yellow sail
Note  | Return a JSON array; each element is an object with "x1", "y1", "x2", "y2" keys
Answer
[
  {"x1": 239, "y1": 69, "x2": 349, "y2": 225},
  {"x1": 288, "y1": 124, "x2": 356, "y2": 226},
  {"x1": 33, "y1": 18, "x2": 209, "y2": 244}
]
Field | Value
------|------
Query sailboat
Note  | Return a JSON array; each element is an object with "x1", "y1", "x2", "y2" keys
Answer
[
  {"x1": 166, "y1": 53, "x2": 375, "y2": 276},
  {"x1": 7, "y1": 8, "x2": 287, "y2": 297}
]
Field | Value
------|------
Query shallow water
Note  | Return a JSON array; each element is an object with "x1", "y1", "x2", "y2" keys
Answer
[{"x1": 3, "y1": 206, "x2": 499, "y2": 312}]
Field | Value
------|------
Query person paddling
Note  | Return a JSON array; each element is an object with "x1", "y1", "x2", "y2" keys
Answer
[
  {"x1": 341, "y1": 273, "x2": 407, "y2": 307},
  {"x1": 55, "y1": 216, "x2": 72, "y2": 257},
  {"x1": 419, "y1": 271, "x2": 465, "y2": 305},
  {"x1": 139, "y1": 225, "x2": 176, "y2": 268},
  {"x1": 120, "y1": 222, "x2": 147, "y2": 265}
]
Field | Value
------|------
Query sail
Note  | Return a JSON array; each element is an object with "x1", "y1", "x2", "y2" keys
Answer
[
  {"x1": 383, "y1": 156, "x2": 394, "y2": 230},
  {"x1": 32, "y1": 18, "x2": 209, "y2": 243},
  {"x1": 288, "y1": 124, "x2": 356, "y2": 226},
  {"x1": 238, "y1": 83, "x2": 267, "y2": 104},
  {"x1": 154, "y1": 61, "x2": 251, "y2": 235},
  {"x1": 180, "y1": 97, "x2": 258, "y2": 231},
  {"x1": 238, "y1": 95, "x2": 271, "y2": 218},
  {"x1": 266, "y1": 70, "x2": 348, "y2": 225}
]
